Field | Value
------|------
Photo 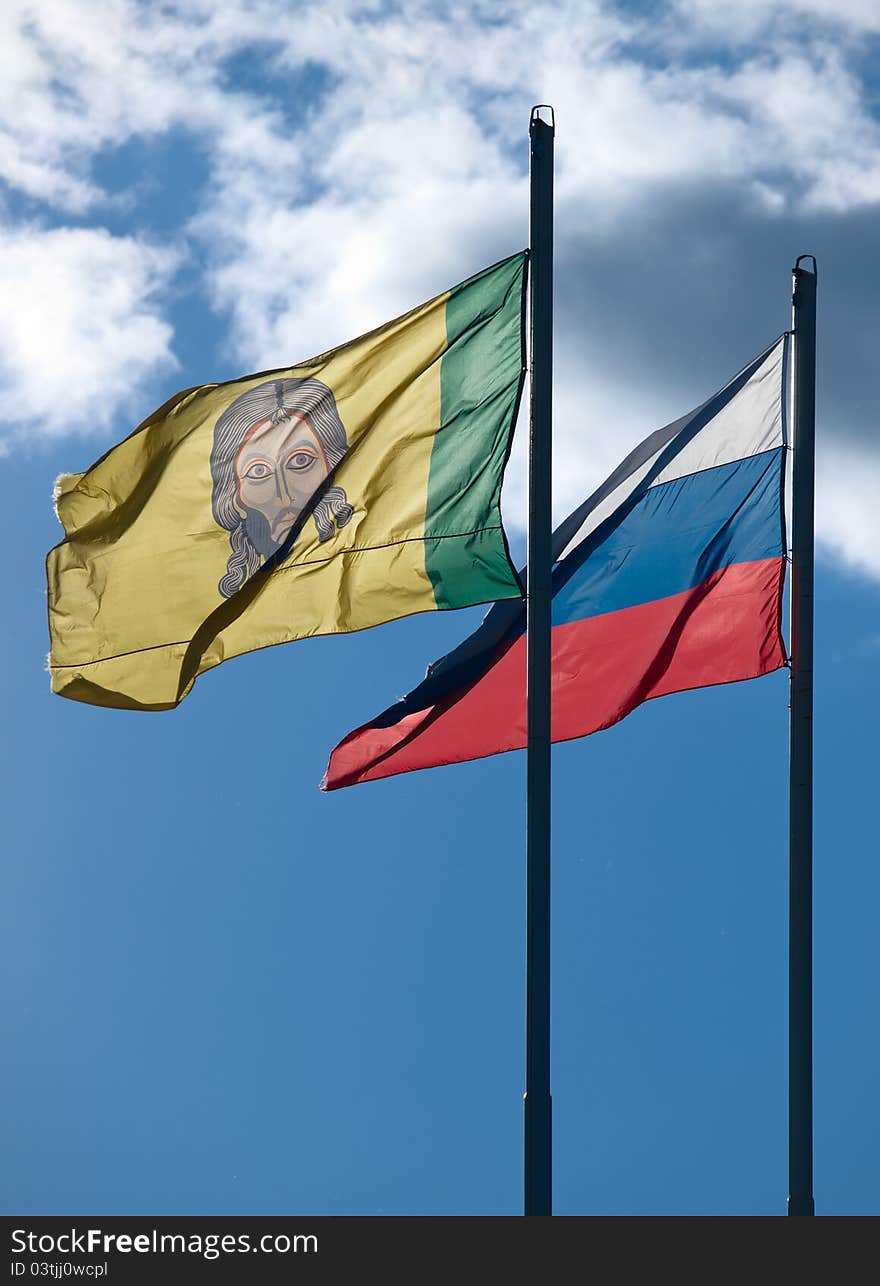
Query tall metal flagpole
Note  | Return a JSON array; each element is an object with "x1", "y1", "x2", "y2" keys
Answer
[
  {"x1": 789, "y1": 255, "x2": 817, "y2": 1217},
  {"x1": 524, "y1": 104, "x2": 554, "y2": 1218}
]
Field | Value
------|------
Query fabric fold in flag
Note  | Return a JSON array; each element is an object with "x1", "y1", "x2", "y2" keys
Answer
[
  {"x1": 323, "y1": 334, "x2": 790, "y2": 789},
  {"x1": 47, "y1": 253, "x2": 527, "y2": 711}
]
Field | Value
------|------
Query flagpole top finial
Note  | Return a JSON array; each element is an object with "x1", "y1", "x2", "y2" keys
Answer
[{"x1": 530, "y1": 104, "x2": 555, "y2": 132}]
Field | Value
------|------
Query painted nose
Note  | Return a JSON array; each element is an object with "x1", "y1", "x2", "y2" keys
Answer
[{"x1": 271, "y1": 503, "x2": 298, "y2": 531}]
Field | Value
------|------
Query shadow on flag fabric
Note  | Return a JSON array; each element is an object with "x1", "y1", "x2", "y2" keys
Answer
[
  {"x1": 324, "y1": 334, "x2": 790, "y2": 789},
  {"x1": 47, "y1": 254, "x2": 527, "y2": 711}
]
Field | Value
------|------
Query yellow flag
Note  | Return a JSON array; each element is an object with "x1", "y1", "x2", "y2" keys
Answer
[{"x1": 47, "y1": 253, "x2": 526, "y2": 710}]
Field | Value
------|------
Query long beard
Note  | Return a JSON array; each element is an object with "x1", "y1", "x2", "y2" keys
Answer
[{"x1": 242, "y1": 506, "x2": 278, "y2": 559}]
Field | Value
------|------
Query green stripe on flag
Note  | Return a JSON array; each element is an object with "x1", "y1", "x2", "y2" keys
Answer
[{"x1": 425, "y1": 252, "x2": 526, "y2": 610}]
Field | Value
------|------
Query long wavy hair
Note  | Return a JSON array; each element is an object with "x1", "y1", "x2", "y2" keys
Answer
[{"x1": 210, "y1": 376, "x2": 354, "y2": 598}]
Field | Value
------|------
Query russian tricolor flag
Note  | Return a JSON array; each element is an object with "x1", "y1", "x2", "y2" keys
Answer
[{"x1": 324, "y1": 336, "x2": 789, "y2": 790}]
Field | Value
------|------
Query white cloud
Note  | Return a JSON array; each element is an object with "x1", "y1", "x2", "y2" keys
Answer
[
  {"x1": 180, "y1": 2, "x2": 880, "y2": 378},
  {"x1": 817, "y1": 442, "x2": 880, "y2": 578},
  {"x1": 197, "y1": 99, "x2": 527, "y2": 370},
  {"x1": 672, "y1": 0, "x2": 880, "y2": 39},
  {"x1": 0, "y1": 224, "x2": 177, "y2": 448}
]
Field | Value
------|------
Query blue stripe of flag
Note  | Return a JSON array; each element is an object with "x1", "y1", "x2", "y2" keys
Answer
[{"x1": 551, "y1": 447, "x2": 784, "y2": 626}]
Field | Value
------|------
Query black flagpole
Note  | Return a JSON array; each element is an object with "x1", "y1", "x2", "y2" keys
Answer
[
  {"x1": 524, "y1": 104, "x2": 554, "y2": 1218},
  {"x1": 789, "y1": 255, "x2": 817, "y2": 1217}
]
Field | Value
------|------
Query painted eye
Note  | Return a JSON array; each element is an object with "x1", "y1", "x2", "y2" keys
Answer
[
  {"x1": 287, "y1": 450, "x2": 317, "y2": 471},
  {"x1": 244, "y1": 460, "x2": 273, "y2": 481}
]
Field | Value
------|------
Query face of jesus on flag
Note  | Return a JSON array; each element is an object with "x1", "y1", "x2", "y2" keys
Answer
[
  {"x1": 237, "y1": 416, "x2": 329, "y2": 542},
  {"x1": 210, "y1": 377, "x2": 355, "y2": 598}
]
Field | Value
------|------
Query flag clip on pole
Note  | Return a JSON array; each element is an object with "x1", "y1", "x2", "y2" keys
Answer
[
  {"x1": 789, "y1": 254, "x2": 817, "y2": 1217},
  {"x1": 524, "y1": 103, "x2": 554, "y2": 1218}
]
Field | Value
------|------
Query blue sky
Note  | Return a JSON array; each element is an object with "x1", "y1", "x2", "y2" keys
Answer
[{"x1": 3, "y1": 0, "x2": 879, "y2": 1215}]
